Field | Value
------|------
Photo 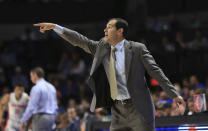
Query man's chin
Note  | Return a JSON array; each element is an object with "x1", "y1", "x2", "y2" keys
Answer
[
  {"x1": 104, "y1": 37, "x2": 109, "y2": 43},
  {"x1": 104, "y1": 37, "x2": 112, "y2": 45}
]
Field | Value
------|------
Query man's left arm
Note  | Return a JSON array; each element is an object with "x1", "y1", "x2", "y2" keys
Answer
[{"x1": 139, "y1": 44, "x2": 185, "y2": 107}]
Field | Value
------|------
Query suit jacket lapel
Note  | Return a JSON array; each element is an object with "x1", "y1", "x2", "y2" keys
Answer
[
  {"x1": 90, "y1": 43, "x2": 110, "y2": 76},
  {"x1": 124, "y1": 40, "x2": 133, "y2": 82}
]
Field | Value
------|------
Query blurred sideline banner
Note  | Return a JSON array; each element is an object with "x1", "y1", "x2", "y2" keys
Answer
[
  {"x1": 92, "y1": 112, "x2": 208, "y2": 131},
  {"x1": 193, "y1": 94, "x2": 207, "y2": 113}
]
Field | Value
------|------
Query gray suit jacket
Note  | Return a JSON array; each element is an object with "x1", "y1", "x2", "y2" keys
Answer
[{"x1": 58, "y1": 27, "x2": 179, "y2": 127}]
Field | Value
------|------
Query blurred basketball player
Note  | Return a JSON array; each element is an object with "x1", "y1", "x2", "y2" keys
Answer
[{"x1": 0, "y1": 83, "x2": 29, "y2": 131}]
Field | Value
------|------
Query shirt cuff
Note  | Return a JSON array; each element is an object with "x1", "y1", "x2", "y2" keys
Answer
[
  {"x1": 53, "y1": 24, "x2": 64, "y2": 34},
  {"x1": 20, "y1": 118, "x2": 27, "y2": 125}
]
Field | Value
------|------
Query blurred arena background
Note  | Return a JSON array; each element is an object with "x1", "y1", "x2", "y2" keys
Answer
[{"x1": 1, "y1": 0, "x2": 208, "y2": 130}]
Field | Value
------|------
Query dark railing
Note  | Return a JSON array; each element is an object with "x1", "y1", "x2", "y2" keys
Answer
[{"x1": 92, "y1": 112, "x2": 208, "y2": 131}]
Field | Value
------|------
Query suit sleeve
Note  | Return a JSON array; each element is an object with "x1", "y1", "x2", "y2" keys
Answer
[
  {"x1": 139, "y1": 44, "x2": 179, "y2": 99},
  {"x1": 58, "y1": 27, "x2": 99, "y2": 55}
]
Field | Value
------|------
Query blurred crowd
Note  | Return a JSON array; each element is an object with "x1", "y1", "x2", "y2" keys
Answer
[
  {"x1": 153, "y1": 75, "x2": 208, "y2": 118},
  {"x1": 145, "y1": 13, "x2": 208, "y2": 53},
  {"x1": 0, "y1": 13, "x2": 208, "y2": 130}
]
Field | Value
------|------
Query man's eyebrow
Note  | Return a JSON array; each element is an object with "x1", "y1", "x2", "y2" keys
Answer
[
  {"x1": 107, "y1": 23, "x2": 113, "y2": 26},
  {"x1": 106, "y1": 24, "x2": 113, "y2": 27}
]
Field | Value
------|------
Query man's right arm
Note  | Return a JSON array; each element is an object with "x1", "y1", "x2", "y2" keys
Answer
[
  {"x1": 34, "y1": 23, "x2": 98, "y2": 55},
  {"x1": 0, "y1": 94, "x2": 10, "y2": 125}
]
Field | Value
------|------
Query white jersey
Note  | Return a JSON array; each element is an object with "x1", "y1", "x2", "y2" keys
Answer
[{"x1": 7, "y1": 92, "x2": 28, "y2": 123}]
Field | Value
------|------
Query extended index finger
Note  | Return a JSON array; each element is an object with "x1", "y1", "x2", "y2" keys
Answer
[{"x1": 33, "y1": 23, "x2": 44, "y2": 27}]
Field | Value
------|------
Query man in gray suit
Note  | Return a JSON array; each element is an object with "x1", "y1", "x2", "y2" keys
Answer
[{"x1": 34, "y1": 18, "x2": 185, "y2": 131}]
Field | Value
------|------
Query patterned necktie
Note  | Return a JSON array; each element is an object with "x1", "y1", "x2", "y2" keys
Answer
[{"x1": 109, "y1": 47, "x2": 117, "y2": 100}]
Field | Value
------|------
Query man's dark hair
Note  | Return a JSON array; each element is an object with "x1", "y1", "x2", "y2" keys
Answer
[
  {"x1": 109, "y1": 18, "x2": 128, "y2": 37},
  {"x1": 30, "y1": 67, "x2": 45, "y2": 78},
  {"x1": 15, "y1": 82, "x2": 24, "y2": 88}
]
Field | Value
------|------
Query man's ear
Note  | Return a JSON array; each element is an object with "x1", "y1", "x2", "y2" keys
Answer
[{"x1": 118, "y1": 28, "x2": 124, "y2": 36}]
